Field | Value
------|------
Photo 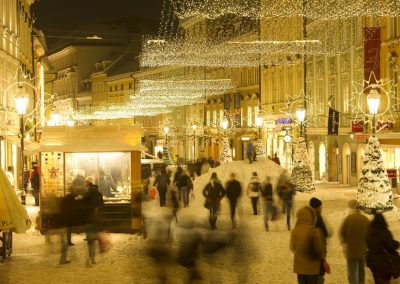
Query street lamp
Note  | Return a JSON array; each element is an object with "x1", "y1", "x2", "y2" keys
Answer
[
  {"x1": 255, "y1": 115, "x2": 264, "y2": 139},
  {"x1": 220, "y1": 117, "x2": 229, "y2": 131},
  {"x1": 296, "y1": 106, "x2": 306, "y2": 136},
  {"x1": 367, "y1": 88, "x2": 380, "y2": 134},
  {"x1": 14, "y1": 87, "x2": 29, "y2": 205},
  {"x1": 191, "y1": 123, "x2": 198, "y2": 160}
]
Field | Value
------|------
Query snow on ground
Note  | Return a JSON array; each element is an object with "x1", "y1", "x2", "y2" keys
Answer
[{"x1": 1, "y1": 159, "x2": 400, "y2": 284}]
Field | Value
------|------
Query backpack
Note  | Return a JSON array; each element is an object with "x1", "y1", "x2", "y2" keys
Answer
[{"x1": 251, "y1": 182, "x2": 261, "y2": 192}]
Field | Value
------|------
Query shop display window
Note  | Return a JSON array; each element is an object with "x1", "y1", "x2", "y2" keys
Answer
[{"x1": 65, "y1": 152, "x2": 131, "y2": 202}]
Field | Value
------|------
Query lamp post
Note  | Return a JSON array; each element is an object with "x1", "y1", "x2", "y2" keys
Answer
[
  {"x1": 191, "y1": 123, "x2": 198, "y2": 160},
  {"x1": 14, "y1": 87, "x2": 29, "y2": 205},
  {"x1": 255, "y1": 115, "x2": 264, "y2": 139},
  {"x1": 367, "y1": 88, "x2": 380, "y2": 134},
  {"x1": 255, "y1": 114, "x2": 266, "y2": 158},
  {"x1": 296, "y1": 106, "x2": 306, "y2": 137}
]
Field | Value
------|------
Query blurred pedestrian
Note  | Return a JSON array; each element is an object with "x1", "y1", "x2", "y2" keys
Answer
[
  {"x1": 177, "y1": 170, "x2": 193, "y2": 207},
  {"x1": 246, "y1": 172, "x2": 261, "y2": 215},
  {"x1": 153, "y1": 167, "x2": 170, "y2": 207},
  {"x1": 98, "y1": 169, "x2": 117, "y2": 198},
  {"x1": 366, "y1": 212, "x2": 400, "y2": 283},
  {"x1": 290, "y1": 206, "x2": 326, "y2": 284},
  {"x1": 173, "y1": 166, "x2": 183, "y2": 200},
  {"x1": 339, "y1": 200, "x2": 370, "y2": 284},
  {"x1": 203, "y1": 172, "x2": 226, "y2": 230},
  {"x1": 273, "y1": 153, "x2": 281, "y2": 165},
  {"x1": 30, "y1": 165, "x2": 40, "y2": 206},
  {"x1": 261, "y1": 176, "x2": 275, "y2": 231},
  {"x1": 225, "y1": 173, "x2": 242, "y2": 229},
  {"x1": 246, "y1": 141, "x2": 254, "y2": 163},
  {"x1": 278, "y1": 175, "x2": 295, "y2": 230},
  {"x1": 309, "y1": 198, "x2": 332, "y2": 283},
  {"x1": 81, "y1": 176, "x2": 103, "y2": 266}
]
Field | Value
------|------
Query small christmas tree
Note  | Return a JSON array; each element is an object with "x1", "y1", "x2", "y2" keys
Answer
[
  {"x1": 290, "y1": 137, "x2": 315, "y2": 192},
  {"x1": 162, "y1": 144, "x2": 174, "y2": 165},
  {"x1": 255, "y1": 138, "x2": 266, "y2": 158},
  {"x1": 357, "y1": 136, "x2": 393, "y2": 211},
  {"x1": 219, "y1": 137, "x2": 233, "y2": 164}
]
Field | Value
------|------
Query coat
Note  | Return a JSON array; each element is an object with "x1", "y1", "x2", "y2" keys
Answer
[
  {"x1": 225, "y1": 179, "x2": 242, "y2": 201},
  {"x1": 80, "y1": 185, "x2": 104, "y2": 224},
  {"x1": 366, "y1": 214, "x2": 400, "y2": 271},
  {"x1": 247, "y1": 177, "x2": 261, "y2": 198},
  {"x1": 290, "y1": 206, "x2": 326, "y2": 275},
  {"x1": 339, "y1": 210, "x2": 370, "y2": 260},
  {"x1": 203, "y1": 182, "x2": 226, "y2": 210}
]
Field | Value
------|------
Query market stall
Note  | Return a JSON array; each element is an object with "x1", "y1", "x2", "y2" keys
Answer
[{"x1": 36, "y1": 125, "x2": 144, "y2": 234}]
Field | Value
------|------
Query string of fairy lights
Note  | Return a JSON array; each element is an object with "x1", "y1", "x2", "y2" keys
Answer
[{"x1": 169, "y1": 0, "x2": 400, "y2": 20}]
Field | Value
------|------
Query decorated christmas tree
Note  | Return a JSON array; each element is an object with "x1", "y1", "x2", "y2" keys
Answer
[
  {"x1": 255, "y1": 138, "x2": 266, "y2": 158},
  {"x1": 357, "y1": 136, "x2": 393, "y2": 211},
  {"x1": 290, "y1": 137, "x2": 315, "y2": 192},
  {"x1": 162, "y1": 143, "x2": 174, "y2": 165},
  {"x1": 219, "y1": 137, "x2": 233, "y2": 164}
]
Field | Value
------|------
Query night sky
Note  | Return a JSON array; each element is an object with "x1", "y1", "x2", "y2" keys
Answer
[{"x1": 33, "y1": 0, "x2": 163, "y2": 34}]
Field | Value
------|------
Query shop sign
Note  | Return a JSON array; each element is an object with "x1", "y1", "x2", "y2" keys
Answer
[
  {"x1": 276, "y1": 117, "x2": 291, "y2": 124},
  {"x1": 387, "y1": 169, "x2": 397, "y2": 178},
  {"x1": 376, "y1": 121, "x2": 394, "y2": 131},
  {"x1": 353, "y1": 133, "x2": 370, "y2": 140},
  {"x1": 264, "y1": 120, "x2": 276, "y2": 129},
  {"x1": 234, "y1": 93, "x2": 241, "y2": 128},
  {"x1": 352, "y1": 120, "x2": 364, "y2": 133}
]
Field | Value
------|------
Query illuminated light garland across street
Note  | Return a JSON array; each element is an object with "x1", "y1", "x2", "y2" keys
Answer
[
  {"x1": 139, "y1": 79, "x2": 234, "y2": 95},
  {"x1": 170, "y1": 0, "x2": 400, "y2": 19}
]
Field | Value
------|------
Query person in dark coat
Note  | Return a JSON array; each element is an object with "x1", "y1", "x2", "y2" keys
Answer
[
  {"x1": 61, "y1": 189, "x2": 79, "y2": 246},
  {"x1": 153, "y1": 167, "x2": 170, "y2": 207},
  {"x1": 81, "y1": 176, "x2": 104, "y2": 266},
  {"x1": 261, "y1": 176, "x2": 274, "y2": 231},
  {"x1": 246, "y1": 141, "x2": 254, "y2": 163},
  {"x1": 173, "y1": 166, "x2": 183, "y2": 201},
  {"x1": 273, "y1": 153, "x2": 281, "y2": 165},
  {"x1": 225, "y1": 173, "x2": 242, "y2": 228},
  {"x1": 177, "y1": 170, "x2": 193, "y2": 207},
  {"x1": 366, "y1": 213, "x2": 400, "y2": 284},
  {"x1": 30, "y1": 165, "x2": 40, "y2": 206},
  {"x1": 203, "y1": 173, "x2": 226, "y2": 230},
  {"x1": 278, "y1": 176, "x2": 296, "y2": 230},
  {"x1": 98, "y1": 169, "x2": 117, "y2": 198},
  {"x1": 309, "y1": 198, "x2": 332, "y2": 283}
]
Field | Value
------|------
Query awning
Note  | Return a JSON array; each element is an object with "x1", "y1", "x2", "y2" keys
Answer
[{"x1": 0, "y1": 167, "x2": 31, "y2": 233}]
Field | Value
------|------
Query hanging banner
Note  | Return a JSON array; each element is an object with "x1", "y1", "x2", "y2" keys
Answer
[
  {"x1": 352, "y1": 120, "x2": 364, "y2": 133},
  {"x1": 233, "y1": 93, "x2": 241, "y2": 128},
  {"x1": 364, "y1": 27, "x2": 381, "y2": 89},
  {"x1": 224, "y1": 94, "x2": 230, "y2": 111},
  {"x1": 328, "y1": 108, "x2": 339, "y2": 135}
]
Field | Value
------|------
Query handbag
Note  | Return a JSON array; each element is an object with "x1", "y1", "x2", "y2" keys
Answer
[{"x1": 386, "y1": 251, "x2": 400, "y2": 279}]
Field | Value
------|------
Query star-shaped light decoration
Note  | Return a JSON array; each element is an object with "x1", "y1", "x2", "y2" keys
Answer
[
  {"x1": 157, "y1": 118, "x2": 177, "y2": 138},
  {"x1": 216, "y1": 113, "x2": 236, "y2": 137},
  {"x1": 279, "y1": 90, "x2": 321, "y2": 131},
  {"x1": 185, "y1": 115, "x2": 205, "y2": 138},
  {"x1": 348, "y1": 72, "x2": 399, "y2": 131}
]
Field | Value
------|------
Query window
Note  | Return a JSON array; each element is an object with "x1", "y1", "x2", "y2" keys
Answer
[
  {"x1": 114, "y1": 85, "x2": 117, "y2": 91},
  {"x1": 240, "y1": 107, "x2": 244, "y2": 127},
  {"x1": 247, "y1": 68, "x2": 253, "y2": 85},
  {"x1": 343, "y1": 82, "x2": 349, "y2": 113},
  {"x1": 255, "y1": 67, "x2": 259, "y2": 84},
  {"x1": 219, "y1": 109, "x2": 224, "y2": 121},
  {"x1": 390, "y1": 17, "x2": 397, "y2": 39},
  {"x1": 129, "y1": 83, "x2": 132, "y2": 89},
  {"x1": 120, "y1": 84, "x2": 124, "y2": 90},
  {"x1": 109, "y1": 86, "x2": 112, "y2": 92},
  {"x1": 247, "y1": 106, "x2": 253, "y2": 127},
  {"x1": 206, "y1": 110, "x2": 210, "y2": 125},
  {"x1": 212, "y1": 109, "x2": 217, "y2": 125}
]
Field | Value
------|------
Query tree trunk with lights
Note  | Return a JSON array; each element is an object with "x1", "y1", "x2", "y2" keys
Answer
[
  {"x1": 219, "y1": 137, "x2": 232, "y2": 164},
  {"x1": 357, "y1": 136, "x2": 393, "y2": 212},
  {"x1": 290, "y1": 137, "x2": 315, "y2": 192}
]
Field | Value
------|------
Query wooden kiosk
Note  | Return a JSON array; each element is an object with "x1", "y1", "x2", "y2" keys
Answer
[{"x1": 37, "y1": 125, "x2": 144, "y2": 234}]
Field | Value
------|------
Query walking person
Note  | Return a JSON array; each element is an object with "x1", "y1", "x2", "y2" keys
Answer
[
  {"x1": 339, "y1": 200, "x2": 370, "y2": 284},
  {"x1": 177, "y1": 170, "x2": 193, "y2": 207},
  {"x1": 246, "y1": 141, "x2": 254, "y2": 163},
  {"x1": 203, "y1": 172, "x2": 226, "y2": 230},
  {"x1": 30, "y1": 165, "x2": 40, "y2": 206},
  {"x1": 173, "y1": 166, "x2": 183, "y2": 200},
  {"x1": 309, "y1": 198, "x2": 332, "y2": 283},
  {"x1": 153, "y1": 167, "x2": 170, "y2": 207},
  {"x1": 81, "y1": 176, "x2": 104, "y2": 266},
  {"x1": 366, "y1": 212, "x2": 400, "y2": 284},
  {"x1": 225, "y1": 173, "x2": 242, "y2": 229},
  {"x1": 261, "y1": 176, "x2": 274, "y2": 231},
  {"x1": 290, "y1": 205, "x2": 326, "y2": 284},
  {"x1": 247, "y1": 172, "x2": 261, "y2": 215},
  {"x1": 279, "y1": 176, "x2": 296, "y2": 230}
]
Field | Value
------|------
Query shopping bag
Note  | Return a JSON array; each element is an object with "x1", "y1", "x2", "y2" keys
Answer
[
  {"x1": 149, "y1": 187, "x2": 158, "y2": 200},
  {"x1": 98, "y1": 232, "x2": 111, "y2": 254}
]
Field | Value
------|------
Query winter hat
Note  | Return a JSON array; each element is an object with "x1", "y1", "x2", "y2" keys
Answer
[
  {"x1": 85, "y1": 176, "x2": 95, "y2": 185},
  {"x1": 309, "y1": 197, "x2": 322, "y2": 209}
]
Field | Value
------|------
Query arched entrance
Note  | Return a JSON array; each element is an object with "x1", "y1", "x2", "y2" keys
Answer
[
  {"x1": 356, "y1": 143, "x2": 366, "y2": 185},
  {"x1": 342, "y1": 143, "x2": 351, "y2": 185},
  {"x1": 319, "y1": 143, "x2": 326, "y2": 180},
  {"x1": 308, "y1": 141, "x2": 315, "y2": 180}
]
